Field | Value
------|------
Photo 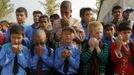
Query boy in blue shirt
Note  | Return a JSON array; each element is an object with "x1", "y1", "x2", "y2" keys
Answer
[
  {"x1": 54, "y1": 26, "x2": 80, "y2": 75},
  {"x1": 15, "y1": 7, "x2": 33, "y2": 41},
  {"x1": 5, "y1": 7, "x2": 33, "y2": 48},
  {"x1": 29, "y1": 29, "x2": 54, "y2": 75},
  {"x1": 0, "y1": 25, "x2": 29, "y2": 75}
]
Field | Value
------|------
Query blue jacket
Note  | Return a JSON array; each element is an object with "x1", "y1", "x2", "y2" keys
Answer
[
  {"x1": 0, "y1": 43, "x2": 29, "y2": 75},
  {"x1": 29, "y1": 44, "x2": 54, "y2": 71},
  {"x1": 54, "y1": 44, "x2": 80, "y2": 74}
]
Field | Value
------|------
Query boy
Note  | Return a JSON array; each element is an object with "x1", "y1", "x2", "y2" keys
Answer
[
  {"x1": 111, "y1": 5, "x2": 123, "y2": 29},
  {"x1": 15, "y1": 7, "x2": 33, "y2": 40},
  {"x1": 111, "y1": 22, "x2": 134, "y2": 75},
  {"x1": 54, "y1": 26, "x2": 80, "y2": 75},
  {"x1": 0, "y1": 25, "x2": 29, "y2": 75},
  {"x1": 39, "y1": 15, "x2": 52, "y2": 33},
  {"x1": 102, "y1": 23, "x2": 116, "y2": 75},
  {"x1": 81, "y1": 21, "x2": 109, "y2": 75},
  {"x1": 31, "y1": 10, "x2": 43, "y2": 30},
  {"x1": 38, "y1": 15, "x2": 55, "y2": 49},
  {"x1": 80, "y1": 7, "x2": 95, "y2": 43},
  {"x1": 52, "y1": 1, "x2": 83, "y2": 47},
  {"x1": 50, "y1": 13, "x2": 60, "y2": 26},
  {"x1": 29, "y1": 29, "x2": 53, "y2": 75},
  {"x1": 80, "y1": 7, "x2": 94, "y2": 34},
  {"x1": 122, "y1": 7, "x2": 134, "y2": 25},
  {"x1": 0, "y1": 20, "x2": 9, "y2": 33}
]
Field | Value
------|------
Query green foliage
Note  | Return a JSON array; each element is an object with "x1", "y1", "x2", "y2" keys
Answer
[
  {"x1": 40, "y1": 0, "x2": 59, "y2": 16},
  {"x1": 0, "y1": 0, "x2": 14, "y2": 19}
]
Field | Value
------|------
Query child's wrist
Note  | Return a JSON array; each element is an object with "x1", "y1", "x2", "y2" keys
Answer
[
  {"x1": 96, "y1": 47, "x2": 101, "y2": 54},
  {"x1": 89, "y1": 47, "x2": 94, "y2": 52}
]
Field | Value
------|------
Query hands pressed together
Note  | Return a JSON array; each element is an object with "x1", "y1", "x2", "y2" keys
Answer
[{"x1": 88, "y1": 37, "x2": 101, "y2": 53}]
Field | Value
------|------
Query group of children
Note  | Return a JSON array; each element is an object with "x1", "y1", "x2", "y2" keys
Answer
[{"x1": 0, "y1": 0, "x2": 134, "y2": 75}]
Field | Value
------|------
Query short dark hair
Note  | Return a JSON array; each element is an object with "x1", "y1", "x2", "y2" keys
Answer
[
  {"x1": 112, "y1": 5, "x2": 122, "y2": 12},
  {"x1": 80, "y1": 7, "x2": 93, "y2": 17},
  {"x1": 117, "y1": 22, "x2": 132, "y2": 32},
  {"x1": 33, "y1": 10, "x2": 43, "y2": 15},
  {"x1": 10, "y1": 24, "x2": 24, "y2": 36},
  {"x1": 39, "y1": 15, "x2": 49, "y2": 22},
  {"x1": 104, "y1": 23, "x2": 115, "y2": 31},
  {"x1": 60, "y1": 1, "x2": 72, "y2": 9},
  {"x1": 16, "y1": 7, "x2": 28, "y2": 17},
  {"x1": 50, "y1": 14, "x2": 60, "y2": 20}
]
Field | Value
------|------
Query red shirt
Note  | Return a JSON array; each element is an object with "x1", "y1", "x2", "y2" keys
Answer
[
  {"x1": 0, "y1": 33, "x2": 5, "y2": 45},
  {"x1": 111, "y1": 42, "x2": 134, "y2": 75}
]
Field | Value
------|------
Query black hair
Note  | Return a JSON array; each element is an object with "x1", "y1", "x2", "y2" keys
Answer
[
  {"x1": 80, "y1": 7, "x2": 93, "y2": 17},
  {"x1": 104, "y1": 23, "x2": 115, "y2": 31},
  {"x1": 112, "y1": 5, "x2": 122, "y2": 12},
  {"x1": 16, "y1": 7, "x2": 28, "y2": 17},
  {"x1": 60, "y1": 0, "x2": 72, "y2": 9},
  {"x1": 39, "y1": 15, "x2": 49, "y2": 22},
  {"x1": 33, "y1": 10, "x2": 43, "y2": 15},
  {"x1": 10, "y1": 24, "x2": 24, "y2": 37},
  {"x1": 50, "y1": 14, "x2": 60, "y2": 20},
  {"x1": 117, "y1": 22, "x2": 132, "y2": 32}
]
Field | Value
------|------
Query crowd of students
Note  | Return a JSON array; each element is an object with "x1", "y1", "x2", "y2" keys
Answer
[{"x1": 0, "y1": 0, "x2": 134, "y2": 75}]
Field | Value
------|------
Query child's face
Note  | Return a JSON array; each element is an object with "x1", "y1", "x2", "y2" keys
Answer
[
  {"x1": 119, "y1": 30, "x2": 132, "y2": 42},
  {"x1": 82, "y1": 11, "x2": 93, "y2": 23},
  {"x1": 92, "y1": 26, "x2": 103, "y2": 41},
  {"x1": 16, "y1": 12, "x2": 27, "y2": 24},
  {"x1": 60, "y1": 8, "x2": 72, "y2": 19},
  {"x1": 123, "y1": 11, "x2": 131, "y2": 20},
  {"x1": 10, "y1": 33, "x2": 24, "y2": 45},
  {"x1": 112, "y1": 9, "x2": 122, "y2": 20},
  {"x1": 33, "y1": 13, "x2": 42, "y2": 23},
  {"x1": 39, "y1": 18, "x2": 49, "y2": 28},
  {"x1": 62, "y1": 30, "x2": 75, "y2": 45},
  {"x1": 105, "y1": 26, "x2": 115, "y2": 39}
]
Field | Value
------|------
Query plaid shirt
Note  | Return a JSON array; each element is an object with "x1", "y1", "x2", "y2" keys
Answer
[{"x1": 51, "y1": 17, "x2": 83, "y2": 47}]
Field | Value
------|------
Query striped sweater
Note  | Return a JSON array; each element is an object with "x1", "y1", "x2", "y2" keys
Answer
[{"x1": 81, "y1": 43, "x2": 109, "y2": 75}]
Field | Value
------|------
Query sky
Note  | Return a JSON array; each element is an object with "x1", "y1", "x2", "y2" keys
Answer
[{"x1": 9, "y1": 0, "x2": 96, "y2": 24}]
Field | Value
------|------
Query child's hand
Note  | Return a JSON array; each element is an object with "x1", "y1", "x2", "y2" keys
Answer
[
  {"x1": 36, "y1": 45, "x2": 44, "y2": 56},
  {"x1": 61, "y1": 14, "x2": 69, "y2": 26},
  {"x1": 115, "y1": 35, "x2": 123, "y2": 51},
  {"x1": 88, "y1": 37, "x2": 96, "y2": 51},
  {"x1": 61, "y1": 50, "x2": 72, "y2": 59},
  {"x1": 66, "y1": 50, "x2": 72, "y2": 57},
  {"x1": 94, "y1": 38, "x2": 99, "y2": 48},
  {"x1": 12, "y1": 44, "x2": 22, "y2": 54},
  {"x1": 61, "y1": 50, "x2": 67, "y2": 60}
]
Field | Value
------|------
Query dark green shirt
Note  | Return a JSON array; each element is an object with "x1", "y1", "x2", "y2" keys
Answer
[{"x1": 81, "y1": 43, "x2": 109, "y2": 75}]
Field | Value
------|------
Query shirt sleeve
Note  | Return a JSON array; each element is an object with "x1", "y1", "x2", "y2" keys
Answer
[
  {"x1": 17, "y1": 47, "x2": 30, "y2": 68},
  {"x1": 54, "y1": 48, "x2": 64, "y2": 69},
  {"x1": 97, "y1": 43, "x2": 109, "y2": 63},
  {"x1": 68, "y1": 48, "x2": 80, "y2": 70},
  {"x1": 0, "y1": 44, "x2": 15, "y2": 67},
  {"x1": 41, "y1": 47, "x2": 54, "y2": 67},
  {"x1": 81, "y1": 49, "x2": 92, "y2": 64},
  {"x1": 111, "y1": 42, "x2": 122, "y2": 63},
  {"x1": 29, "y1": 54, "x2": 39, "y2": 68}
]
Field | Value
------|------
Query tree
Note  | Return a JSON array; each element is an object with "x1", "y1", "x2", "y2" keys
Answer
[
  {"x1": 0, "y1": 0, "x2": 13, "y2": 19},
  {"x1": 40, "y1": 0, "x2": 59, "y2": 16}
]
